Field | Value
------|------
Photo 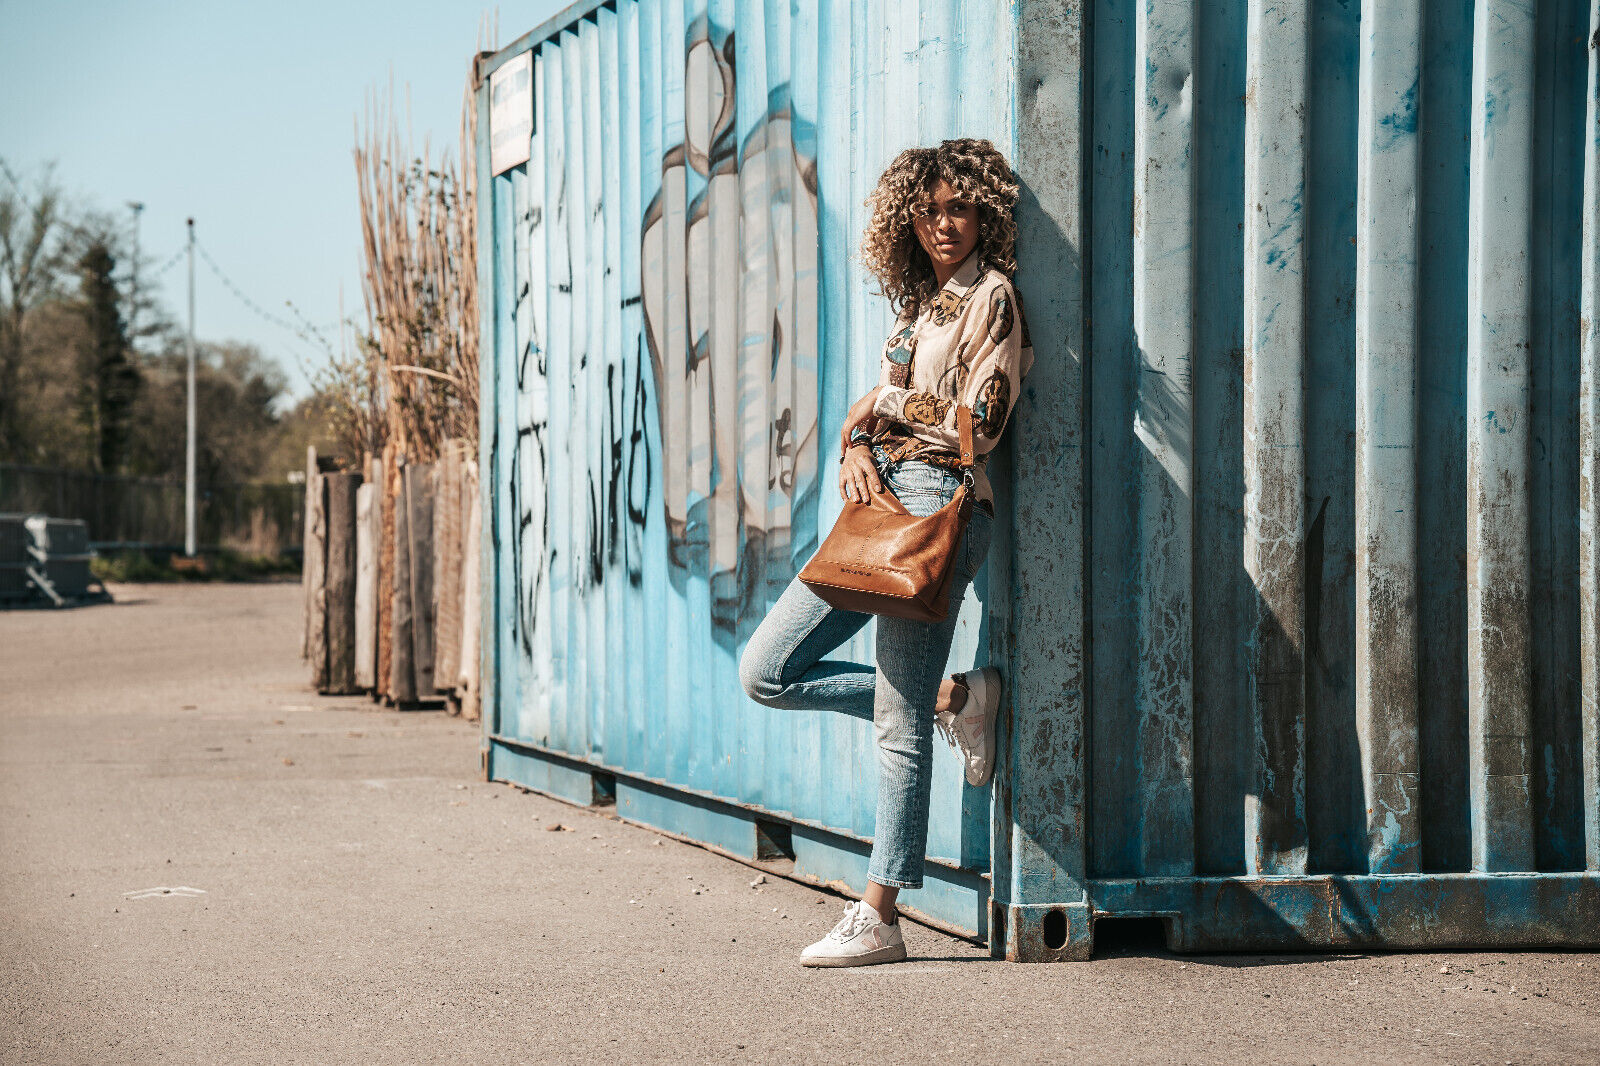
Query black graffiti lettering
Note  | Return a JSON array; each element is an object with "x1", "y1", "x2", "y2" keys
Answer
[
  {"x1": 606, "y1": 363, "x2": 623, "y2": 569},
  {"x1": 627, "y1": 335, "x2": 651, "y2": 532},
  {"x1": 588, "y1": 474, "x2": 603, "y2": 586},
  {"x1": 771, "y1": 407, "x2": 794, "y2": 494}
]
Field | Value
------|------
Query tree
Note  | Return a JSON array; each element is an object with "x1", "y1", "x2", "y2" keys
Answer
[
  {"x1": 0, "y1": 162, "x2": 67, "y2": 459},
  {"x1": 124, "y1": 339, "x2": 290, "y2": 484},
  {"x1": 75, "y1": 238, "x2": 140, "y2": 472}
]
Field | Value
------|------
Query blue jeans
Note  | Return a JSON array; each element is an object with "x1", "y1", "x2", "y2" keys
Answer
[{"x1": 739, "y1": 453, "x2": 994, "y2": 890}]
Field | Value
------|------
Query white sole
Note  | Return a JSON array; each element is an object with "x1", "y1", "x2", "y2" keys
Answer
[{"x1": 799, "y1": 942, "x2": 908, "y2": 968}]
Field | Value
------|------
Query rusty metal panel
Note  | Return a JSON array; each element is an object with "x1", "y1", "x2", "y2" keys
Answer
[
  {"x1": 995, "y1": 0, "x2": 1092, "y2": 962},
  {"x1": 1466, "y1": 0, "x2": 1537, "y2": 873},
  {"x1": 1130, "y1": 0, "x2": 1196, "y2": 879},
  {"x1": 479, "y1": 0, "x2": 1600, "y2": 955},
  {"x1": 1354, "y1": 0, "x2": 1423, "y2": 875},
  {"x1": 1242, "y1": 0, "x2": 1310, "y2": 879}
]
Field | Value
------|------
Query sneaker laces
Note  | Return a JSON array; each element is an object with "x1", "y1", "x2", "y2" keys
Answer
[
  {"x1": 936, "y1": 678, "x2": 977, "y2": 764},
  {"x1": 827, "y1": 902, "x2": 876, "y2": 943},
  {"x1": 935, "y1": 712, "x2": 969, "y2": 760}
]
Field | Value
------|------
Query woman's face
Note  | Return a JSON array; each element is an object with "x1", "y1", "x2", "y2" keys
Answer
[{"x1": 912, "y1": 179, "x2": 981, "y2": 272}]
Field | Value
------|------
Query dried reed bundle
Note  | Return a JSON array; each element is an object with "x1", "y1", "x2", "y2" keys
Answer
[{"x1": 353, "y1": 80, "x2": 479, "y2": 464}]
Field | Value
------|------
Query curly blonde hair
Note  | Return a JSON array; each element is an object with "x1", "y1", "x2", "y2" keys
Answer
[{"x1": 859, "y1": 138, "x2": 1020, "y2": 320}]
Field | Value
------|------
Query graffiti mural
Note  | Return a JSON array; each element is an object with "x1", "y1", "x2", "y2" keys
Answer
[
  {"x1": 501, "y1": 9, "x2": 823, "y2": 741},
  {"x1": 483, "y1": 1, "x2": 1012, "y2": 934},
  {"x1": 641, "y1": 16, "x2": 820, "y2": 627}
]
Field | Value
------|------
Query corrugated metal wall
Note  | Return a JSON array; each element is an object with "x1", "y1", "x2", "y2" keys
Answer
[
  {"x1": 478, "y1": 0, "x2": 1016, "y2": 935},
  {"x1": 994, "y1": 0, "x2": 1598, "y2": 958},
  {"x1": 1073, "y1": 0, "x2": 1593, "y2": 880},
  {"x1": 479, "y1": 0, "x2": 1600, "y2": 956}
]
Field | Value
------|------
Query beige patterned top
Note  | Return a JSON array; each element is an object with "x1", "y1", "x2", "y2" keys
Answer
[{"x1": 863, "y1": 253, "x2": 1034, "y2": 504}]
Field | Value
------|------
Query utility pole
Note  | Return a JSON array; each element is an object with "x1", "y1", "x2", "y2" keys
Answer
[
  {"x1": 126, "y1": 201, "x2": 144, "y2": 345},
  {"x1": 185, "y1": 218, "x2": 197, "y2": 558}
]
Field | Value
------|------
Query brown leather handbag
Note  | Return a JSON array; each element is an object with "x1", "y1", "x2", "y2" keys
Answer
[{"x1": 798, "y1": 405, "x2": 976, "y2": 622}]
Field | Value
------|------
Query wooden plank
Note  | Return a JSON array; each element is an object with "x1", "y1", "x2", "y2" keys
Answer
[
  {"x1": 1131, "y1": 0, "x2": 1196, "y2": 878},
  {"x1": 306, "y1": 471, "x2": 329, "y2": 693},
  {"x1": 389, "y1": 456, "x2": 416, "y2": 704},
  {"x1": 1242, "y1": 0, "x2": 1309, "y2": 877},
  {"x1": 1354, "y1": 0, "x2": 1423, "y2": 874},
  {"x1": 301, "y1": 445, "x2": 318, "y2": 659},
  {"x1": 354, "y1": 479, "x2": 377, "y2": 690},
  {"x1": 460, "y1": 459, "x2": 483, "y2": 721},
  {"x1": 323, "y1": 472, "x2": 360, "y2": 695},
  {"x1": 432, "y1": 446, "x2": 463, "y2": 698},
  {"x1": 1465, "y1": 0, "x2": 1535, "y2": 872},
  {"x1": 376, "y1": 445, "x2": 397, "y2": 700},
  {"x1": 406, "y1": 460, "x2": 437, "y2": 695}
]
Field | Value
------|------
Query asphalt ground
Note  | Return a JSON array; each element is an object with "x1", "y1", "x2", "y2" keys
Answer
[{"x1": 2, "y1": 582, "x2": 1597, "y2": 1065}]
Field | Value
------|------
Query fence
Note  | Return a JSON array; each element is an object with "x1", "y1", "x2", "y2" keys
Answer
[
  {"x1": 0, "y1": 463, "x2": 303, "y2": 554},
  {"x1": 302, "y1": 443, "x2": 480, "y2": 717}
]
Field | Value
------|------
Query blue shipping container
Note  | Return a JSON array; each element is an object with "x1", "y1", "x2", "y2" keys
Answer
[{"x1": 475, "y1": 0, "x2": 1600, "y2": 958}]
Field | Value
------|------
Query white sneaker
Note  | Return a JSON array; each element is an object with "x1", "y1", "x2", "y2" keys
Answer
[
  {"x1": 799, "y1": 900, "x2": 907, "y2": 967},
  {"x1": 936, "y1": 667, "x2": 1002, "y2": 787}
]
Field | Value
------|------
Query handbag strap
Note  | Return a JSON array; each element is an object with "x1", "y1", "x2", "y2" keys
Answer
[{"x1": 956, "y1": 404, "x2": 974, "y2": 470}]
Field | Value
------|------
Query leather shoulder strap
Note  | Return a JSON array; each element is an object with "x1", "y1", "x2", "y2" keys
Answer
[{"x1": 956, "y1": 405, "x2": 974, "y2": 469}]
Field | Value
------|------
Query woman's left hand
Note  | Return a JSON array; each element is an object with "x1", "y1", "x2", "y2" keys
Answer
[{"x1": 839, "y1": 387, "x2": 882, "y2": 454}]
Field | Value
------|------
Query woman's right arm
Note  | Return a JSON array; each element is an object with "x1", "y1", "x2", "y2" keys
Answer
[{"x1": 838, "y1": 387, "x2": 883, "y2": 454}]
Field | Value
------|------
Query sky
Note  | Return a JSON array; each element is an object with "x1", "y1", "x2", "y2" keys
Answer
[{"x1": 0, "y1": 0, "x2": 567, "y2": 405}]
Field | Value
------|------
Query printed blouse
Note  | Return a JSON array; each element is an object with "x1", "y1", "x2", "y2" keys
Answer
[{"x1": 862, "y1": 253, "x2": 1034, "y2": 504}]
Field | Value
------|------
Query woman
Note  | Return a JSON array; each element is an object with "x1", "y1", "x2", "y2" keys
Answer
[{"x1": 739, "y1": 138, "x2": 1033, "y2": 967}]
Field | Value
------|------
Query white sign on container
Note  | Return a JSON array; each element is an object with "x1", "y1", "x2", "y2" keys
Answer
[{"x1": 489, "y1": 52, "x2": 533, "y2": 175}]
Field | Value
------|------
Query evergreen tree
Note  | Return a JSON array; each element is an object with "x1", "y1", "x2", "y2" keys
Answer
[{"x1": 76, "y1": 239, "x2": 140, "y2": 472}]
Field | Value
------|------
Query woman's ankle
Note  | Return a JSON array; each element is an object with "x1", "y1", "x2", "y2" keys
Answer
[
  {"x1": 862, "y1": 884, "x2": 900, "y2": 924},
  {"x1": 936, "y1": 674, "x2": 969, "y2": 717}
]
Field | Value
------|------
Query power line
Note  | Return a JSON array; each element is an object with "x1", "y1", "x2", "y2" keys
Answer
[
  {"x1": 144, "y1": 245, "x2": 188, "y2": 282},
  {"x1": 193, "y1": 238, "x2": 329, "y2": 350},
  {"x1": 189, "y1": 236, "x2": 348, "y2": 390}
]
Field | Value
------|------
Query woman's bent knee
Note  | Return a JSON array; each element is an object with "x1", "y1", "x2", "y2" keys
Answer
[{"x1": 739, "y1": 640, "x2": 785, "y2": 706}]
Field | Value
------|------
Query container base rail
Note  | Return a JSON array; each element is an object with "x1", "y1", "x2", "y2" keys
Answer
[{"x1": 487, "y1": 737, "x2": 1600, "y2": 960}]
